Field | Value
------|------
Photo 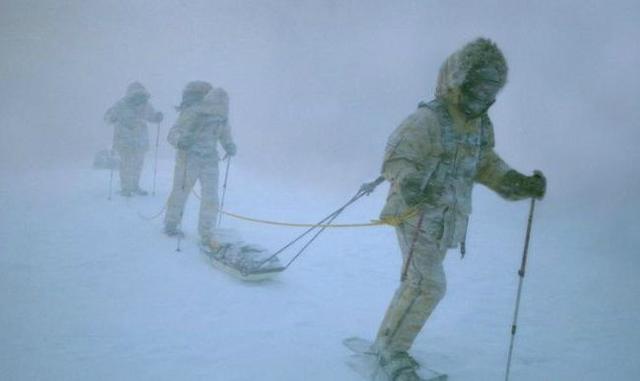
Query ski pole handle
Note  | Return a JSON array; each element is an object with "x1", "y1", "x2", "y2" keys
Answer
[{"x1": 108, "y1": 147, "x2": 115, "y2": 201}]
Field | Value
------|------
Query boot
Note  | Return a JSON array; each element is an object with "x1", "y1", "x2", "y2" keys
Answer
[
  {"x1": 201, "y1": 236, "x2": 221, "y2": 252},
  {"x1": 377, "y1": 351, "x2": 421, "y2": 381},
  {"x1": 164, "y1": 225, "x2": 185, "y2": 238}
]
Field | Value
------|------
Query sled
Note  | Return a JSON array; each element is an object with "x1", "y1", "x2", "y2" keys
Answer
[{"x1": 200, "y1": 229, "x2": 284, "y2": 281}]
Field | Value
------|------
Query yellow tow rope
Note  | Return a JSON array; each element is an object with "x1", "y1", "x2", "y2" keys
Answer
[
  {"x1": 219, "y1": 210, "x2": 383, "y2": 228},
  {"x1": 192, "y1": 189, "x2": 418, "y2": 228}
]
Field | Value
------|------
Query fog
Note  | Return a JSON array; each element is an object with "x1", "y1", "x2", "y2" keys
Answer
[
  {"x1": 2, "y1": 0, "x2": 638, "y2": 247},
  {"x1": 1, "y1": 1, "x2": 639, "y2": 379},
  {"x1": 1, "y1": 1, "x2": 636, "y2": 180}
]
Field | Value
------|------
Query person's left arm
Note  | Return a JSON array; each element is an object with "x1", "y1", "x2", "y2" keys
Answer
[
  {"x1": 218, "y1": 118, "x2": 236, "y2": 156},
  {"x1": 475, "y1": 148, "x2": 546, "y2": 200}
]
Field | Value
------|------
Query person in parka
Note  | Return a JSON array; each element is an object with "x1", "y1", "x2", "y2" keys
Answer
[
  {"x1": 104, "y1": 82, "x2": 163, "y2": 196},
  {"x1": 163, "y1": 86, "x2": 236, "y2": 244},
  {"x1": 370, "y1": 38, "x2": 546, "y2": 380}
]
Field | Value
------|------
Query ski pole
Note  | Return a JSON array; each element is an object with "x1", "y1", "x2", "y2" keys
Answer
[
  {"x1": 176, "y1": 153, "x2": 188, "y2": 252},
  {"x1": 176, "y1": 222, "x2": 183, "y2": 252},
  {"x1": 108, "y1": 148, "x2": 115, "y2": 201},
  {"x1": 401, "y1": 209, "x2": 427, "y2": 282},
  {"x1": 217, "y1": 156, "x2": 231, "y2": 226},
  {"x1": 505, "y1": 198, "x2": 537, "y2": 381},
  {"x1": 152, "y1": 122, "x2": 161, "y2": 196}
]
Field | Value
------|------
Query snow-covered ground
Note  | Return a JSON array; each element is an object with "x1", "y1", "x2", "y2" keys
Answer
[{"x1": 1, "y1": 161, "x2": 638, "y2": 380}]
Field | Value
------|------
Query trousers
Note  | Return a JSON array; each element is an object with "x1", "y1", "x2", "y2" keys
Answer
[
  {"x1": 164, "y1": 151, "x2": 219, "y2": 239},
  {"x1": 374, "y1": 210, "x2": 448, "y2": 354},
  {"x1": 118, "y1": 148, "x2": 145, "y2": 192}
]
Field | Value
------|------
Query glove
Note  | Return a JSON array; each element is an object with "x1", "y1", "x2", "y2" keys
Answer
[
  {"x1": 530, "y1": 170, "x2": 546, "y2": 199},
  {"x1": 154, "y1": 111, "x2": 164, "y2": 123},
  {"x1": 400, "y1": 174, "x2": 444, "y2": 207},
  {"x1": 224, "y1": 143, "x2": 237, "y2": 157},
  {"x1": 499, "y1": 170, "x2": 546, "y2": 200},
  {"x1": 359, "y1": 182, "x2": 375, "y2": 195},
  {"x1": 176, "y1": 138, "x2": 193, "y2": 151}
]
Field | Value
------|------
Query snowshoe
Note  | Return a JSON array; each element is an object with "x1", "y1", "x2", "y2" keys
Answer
[{"x1": 343, "y1": 337, "x2": 447, "y2": 381}]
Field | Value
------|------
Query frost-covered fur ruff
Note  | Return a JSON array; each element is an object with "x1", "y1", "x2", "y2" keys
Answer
[
  {"x1": 196, "y1": 87, "x2": 229, "y2": 116},
  {"x1": 435, "y1": 37, "x2": 508, "y2": 99}
]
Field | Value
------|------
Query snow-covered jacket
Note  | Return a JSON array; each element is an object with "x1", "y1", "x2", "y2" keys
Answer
[
  {"x1": 167, "y1": 88, "x2": 234, "y2": 159},
  {"x1": 105, "y1": 82, "x2": 161, "y2": 152},
  {"x1": 380, "y1": 38, "x2": 519, "y2": 248}
]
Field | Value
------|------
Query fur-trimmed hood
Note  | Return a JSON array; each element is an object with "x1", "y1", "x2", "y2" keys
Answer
[
  {"x1": 435, "y1": 38, "x2": 508, "y2": 100},
  {"x1": 184, "y1": 81, "x2": 212, "y2": 96},
  {"x1": 195, "y1": 87, "x2": 229, "y2": 117},
  {"x1": 125, "y1": 82, "x2": 150, "y2": 100},
  {"x1": 176, "y1": 81, "x2": 213, "y2": 111}
]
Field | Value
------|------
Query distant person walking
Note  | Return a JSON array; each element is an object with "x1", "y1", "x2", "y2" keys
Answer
[{"x1": 105, "y1": 82, "x2": 163, "y2": 196}]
